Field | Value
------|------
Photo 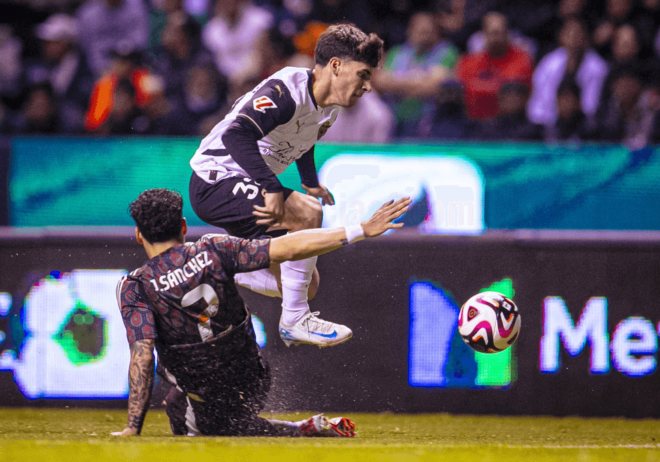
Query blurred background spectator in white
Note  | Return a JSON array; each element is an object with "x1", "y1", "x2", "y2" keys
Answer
[
  {"x1": 24, "y1": 14, "x2": 94, "y2": 133},
  {"x1": 202, "y1": 0, "x2": 273, "y2": 88},
  {"x1": 77, "y1": 0, "x2": 149, "y2": 76},
  {"x1": 527, "y1": 18, "x2": 609, "y2": 127},
  {"x1": 374, "y1": 11, "x2": 458, "y2": 138},
  {"x1": 322, "y1": 90, "x2": 394, "y2": 144}
]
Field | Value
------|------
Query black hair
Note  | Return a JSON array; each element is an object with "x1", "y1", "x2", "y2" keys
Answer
[
  {"x1": 129, "y1": 189, "x2": 183, "y2": 244},
  {"x1": 557, "y1": 77, "x2": 581, "y2": 98},
  {"x1": 314, "y1": 23, "x2": 384, "y2": 68},
  {"x1": 115, "y1": 78, "x2": 136, "y2": 98}
]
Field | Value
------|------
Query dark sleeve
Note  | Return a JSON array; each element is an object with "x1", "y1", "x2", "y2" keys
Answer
[
  {"x1": 208, "y1": 235, "x2": 271, "y2": 274},
  {"x1": 220, "y1": 80, "x2": 297, "y2": 193},
  {"x1": 117, "y1": 277, "x2": 157, "y2": 345},
  {"x1": 295, "y1": 146, "x2": 319, "y2": 188}
]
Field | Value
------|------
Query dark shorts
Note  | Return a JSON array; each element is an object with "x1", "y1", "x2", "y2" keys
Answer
[
  {"x1": 160, "y1": 314, "x2": 276, "y2": 436},
  {"x1": 189, "y1": 172, "x2": 294, "y2": 239}
]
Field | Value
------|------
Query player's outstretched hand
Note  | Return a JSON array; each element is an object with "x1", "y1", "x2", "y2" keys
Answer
[
  {"x1": 253, "y1": 191, "x2": 285, "y2": 226},
  {"x1": 111, "y1": 427, "x2": 139, "y2": 436},
  {"x1": 302, "y1": 184, "x2": 335, "y2": 206},
  {"x1": 361, "y1": 197, "x2": 411, "y2": 238}
]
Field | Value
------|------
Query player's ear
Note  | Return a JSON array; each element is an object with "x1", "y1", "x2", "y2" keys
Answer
[
  {"x1": 134, "y1": 228, "x2": 144, "y2": 244},
  {"x1": 331, "y1": 57, "x2": 341, "y2": 76},
  {"x1": 181, "y1": 218, "x2": 188, "y2": 238}
]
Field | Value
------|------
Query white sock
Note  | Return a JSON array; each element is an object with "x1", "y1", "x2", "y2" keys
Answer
[
  {"x1": 279, "y1": 256, "x2": 317, "y2": 325},
  {"x1": 234, "y1": 269, "x2": 281, "y2": 298}
]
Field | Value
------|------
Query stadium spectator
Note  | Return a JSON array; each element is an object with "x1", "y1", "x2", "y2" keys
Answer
[
  {"x1": 527, "y1": 18, "x2": 609, "y2": 127},
  {"x1": 593, "y1": 63, "x2": 660, "y2": 149},
  {"x1": 456, "y1": 11, "x2": 534, "y2": 121},
  {"x1": 374, "y1": 11, "x2": 459, "y2": 137},
  {"x1": 202, "y1": 0, "x2": 273, "y2": 87},
  {"x1": 112, "y1": 188, "x2": 408, "y2": 437},
  {"x1": 150, "y1": 11, "x2": 217, "y2": 103},
  {"x1": 307, "y1": 0, "x2": 375, "y2": 35},
  {"x1": 0, "y1": 25, "x2": 22, "y2": 101},
  {"x1": 322, "y1": 90, "x2": 394, "y2": 143},
  {"x1": 147, "y1": 0, "x2": 185, "y2": 62},
  {"x1": 136, "y1": 75, "x2": 198, "y2": 136},
  {"x1": 77, "y1": 0, "x2": 149, "y2": 76},
  {"x1": 179, "y1": 64, "x2": 228, "y2": 135},
  {"x1": 100, "y1": 78, "x2": 145, "y2": 135},
  {"x1": 23, "y1": 14, "x2": 94, "y2": 134},
  {"x1": 545, "y1": 78, "x2": 597, "y2": 142},
  {"x1": 13, "y1": 82, "x2": 61, "y2": 134},
  {"x1": 591, "y1": 0, "x2": 657, "y2": 61},
  {"x1": 84, "y1": 43, "x2": 153, "y2": 132},
  {"x1": 597, "y1": 24, "x2": 660, "y2": 107},
  {"x1": 434, "y1": 0, "x2": 501, "y2": 52},
  {"x1": 424, "y1": 80, "x2": 476, "y2": 141},
  {"x1": 477, "y1": 81, "x2": 543, "y2": 141},
  {"x1": 254, "y1": 27, "x2": 314, "y2": 80}
]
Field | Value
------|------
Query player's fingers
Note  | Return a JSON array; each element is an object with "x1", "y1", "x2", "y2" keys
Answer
[
  {"x1": 252, "y1": 210, "x2": 272, "y2": 218},
  {"x1": 325, "y1": 190, "x2": 335, "y2": 205},
  {"x1": 255, "y1": 217, "x2": 276, "y2": 226}
]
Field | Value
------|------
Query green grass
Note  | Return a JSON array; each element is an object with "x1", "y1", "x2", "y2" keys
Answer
[{"x1": 1, "y1": 409, "x2": 660, "y2": 461}]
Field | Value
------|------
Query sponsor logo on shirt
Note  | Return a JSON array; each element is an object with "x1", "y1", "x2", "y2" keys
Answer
[
  {"x1": 317, "y1": 121, "x2": 332, "y2": 140},
  {"x1": 253, "y1": 96, "x2": 277, "y2": 113}
]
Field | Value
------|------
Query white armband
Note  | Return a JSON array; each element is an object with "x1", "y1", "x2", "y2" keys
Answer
[{"x1": 344, "y1": 225, "x2": 365, "y2": 244}]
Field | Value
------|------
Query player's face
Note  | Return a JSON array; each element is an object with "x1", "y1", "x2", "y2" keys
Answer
[{"x1": 335, "y1": 59, "x2": 373, "y2": 108}]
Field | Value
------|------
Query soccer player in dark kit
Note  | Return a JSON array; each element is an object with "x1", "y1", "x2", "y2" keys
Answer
[
  {"x1": 189, "y1": 24, "x2": 385, "y2": 348},
  {"x1": 112, "y1": 189, "x2": 410, "y2": 437}
]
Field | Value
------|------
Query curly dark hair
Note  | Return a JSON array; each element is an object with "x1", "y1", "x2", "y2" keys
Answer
[
  {"x1": 129, "y1": 189, "x2": 184, "y2": 244},
  {"x1": 315, "y1": 24, "x2": 384, "y2": 68}
]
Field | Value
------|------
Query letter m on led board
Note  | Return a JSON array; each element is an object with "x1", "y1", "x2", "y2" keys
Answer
[{"x1": 540, "y1": 297, "x2": 609, "y2": 374}]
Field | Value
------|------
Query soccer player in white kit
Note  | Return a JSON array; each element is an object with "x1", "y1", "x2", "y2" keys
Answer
[{"x1": 189, "y1": 24, "x2": 384, "y2": 347}]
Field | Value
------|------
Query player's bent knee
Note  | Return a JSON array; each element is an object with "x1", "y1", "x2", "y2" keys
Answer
[
  {"x1": 308, "y1": 268, "x2": 320, "y2": 300},
  {"x1": 304, "y1": 198, "x2": 323, "y2": 229}
]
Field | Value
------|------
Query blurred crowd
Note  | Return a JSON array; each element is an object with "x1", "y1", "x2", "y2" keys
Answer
[{"x1": 1, "y1": 0, "x2": 660, "y2": 147}]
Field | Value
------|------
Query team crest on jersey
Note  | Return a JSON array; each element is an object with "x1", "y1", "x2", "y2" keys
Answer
[
  {"x1": 253, "y1": 96, "x2": 277, "y2": 113},
  {"x1": 317, "y1": 121, "x2": 332, "y2": 140}
]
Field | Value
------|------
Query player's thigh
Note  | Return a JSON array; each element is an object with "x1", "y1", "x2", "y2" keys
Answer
[{"x1": 273, "y1": 191, "x2": 323, "y2": 232}]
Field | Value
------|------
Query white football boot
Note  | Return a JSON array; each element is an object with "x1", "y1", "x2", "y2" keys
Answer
[
  {"x1": 279, "y1": 311, "x2": 352, "y2": 347},
  {"x1": 298, "y1": 414, "x2": 356, "y2": 437}
]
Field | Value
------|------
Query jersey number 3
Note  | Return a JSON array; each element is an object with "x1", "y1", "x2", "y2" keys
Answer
[
  {"x1": 182, "y1": 284, "x2": 220, "y2": 341},
  {"x1": 233, "y1": 182, "x2": 259, "y2": 200}
]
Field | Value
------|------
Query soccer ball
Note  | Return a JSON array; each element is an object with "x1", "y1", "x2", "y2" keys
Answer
[{"x1": 458, "y1": 291, "x2": 521, "y2": 353}]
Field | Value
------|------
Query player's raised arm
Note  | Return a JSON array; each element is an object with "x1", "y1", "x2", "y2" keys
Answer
[
  {"x1": 269, "y1": 197, "x2": 411, "y2": 263},
  {"x1": 111, "y1": 338, "x2": 155, "y2": 436}
]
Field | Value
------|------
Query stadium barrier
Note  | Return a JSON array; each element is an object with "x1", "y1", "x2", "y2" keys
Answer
[{"x1": 1, "y1": 228, "x2": 660, "y2": 418}]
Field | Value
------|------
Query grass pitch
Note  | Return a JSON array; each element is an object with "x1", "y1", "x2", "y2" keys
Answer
[{"x1": 1, "y1": 408, "x2": 659, "y2": 462}]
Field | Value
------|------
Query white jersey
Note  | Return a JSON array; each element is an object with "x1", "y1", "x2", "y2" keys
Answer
[{"x1": 190, "y1": 67, "x2": 339, "y2": 191}]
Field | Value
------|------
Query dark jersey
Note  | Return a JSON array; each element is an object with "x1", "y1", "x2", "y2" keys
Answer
[{"x1": 116, "y1": 234, "x2": 270, "y2": 347}]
